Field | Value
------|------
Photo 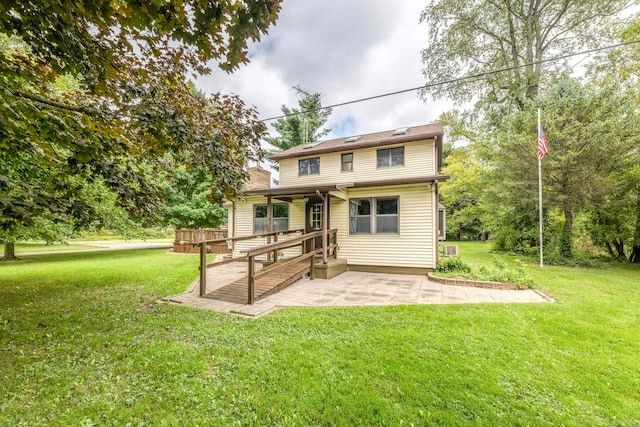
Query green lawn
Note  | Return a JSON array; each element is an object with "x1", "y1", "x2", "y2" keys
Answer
[
  {"x1": 0, "y1": 242, "x2": 105, "y2": 255},
  {"x1": 1, "y1": 245, "x2": 639, "y2": 426}
]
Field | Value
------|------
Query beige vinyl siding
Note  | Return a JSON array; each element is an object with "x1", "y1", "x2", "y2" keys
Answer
[
  {"x1": 331, "y1": 184, "x2": 436, "y2": 269},
  {"x1": 278, "y1": 139, "x2": 436, "y2": 187},
  {"x1": 230, "y1": 197, "x2": 305, "y2": 258}
]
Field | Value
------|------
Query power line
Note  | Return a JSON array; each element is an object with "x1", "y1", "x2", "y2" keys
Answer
[{"x1": 260, "y1": 39, "x2": 640, "y2": 122}]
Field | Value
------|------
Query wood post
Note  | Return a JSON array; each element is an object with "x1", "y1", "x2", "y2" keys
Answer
[
  {"x1": 199, "y1": 243, "x2": 207, "y2": 296},
  {"x1": 267, "y1": 197, "x2": 273, "y2": 262},
  {"x1": 309, "y1": 251, "x2": 315, "y2": 280},
  {"x1": 333, "y1": 230, "x2": 338, "y2": 259},
  {"x1": 273, "y1": 232, "x2": 278, "y2": 261},
  {"x1": 317, "y1": 191, "x2": 328, "y2": 264},
  {"x1": 248, "y1": 256, "x2": 255, "y2": 304}
]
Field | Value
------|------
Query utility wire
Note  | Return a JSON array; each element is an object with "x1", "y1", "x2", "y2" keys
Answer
[{"x1": 260, "y1": 39, "x2": 640, "y2": 122}]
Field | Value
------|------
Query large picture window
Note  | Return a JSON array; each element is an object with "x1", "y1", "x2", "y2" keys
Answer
[
  {"x1": 377, "y1": 147, "x2": 404, "y2": 167},
  {"x1": 299, "y1": 157, "x2": 320, "y2": 175},
  {"x1": 253, "y1": 203, "x2": 289, "y2": 234},
  {"x1": 349, "y1": 197, "x2": 399, "y2": 234}
]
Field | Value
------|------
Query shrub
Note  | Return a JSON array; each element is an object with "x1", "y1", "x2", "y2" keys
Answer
[
  {"x1": 436, "y1": 256, "x2": 534, "y2": 289},
  {"x1": 543, "y1": 253, "x2": 606, "y2": 268},
  {"x1": 436, "y1": 256, "x2": 473, "y2": 273}
]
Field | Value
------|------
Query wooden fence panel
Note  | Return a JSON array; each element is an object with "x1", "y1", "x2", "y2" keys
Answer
[{"x1": 173, "y1": 228, "x2": 229, "y2": 254}]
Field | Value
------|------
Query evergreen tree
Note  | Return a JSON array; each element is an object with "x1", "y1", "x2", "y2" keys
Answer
[{"x1": 266, "y1": 90, "x2": 332, "y2": 166}]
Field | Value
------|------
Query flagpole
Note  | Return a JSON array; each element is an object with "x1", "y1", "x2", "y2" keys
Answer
[{"x1": 538, "y1": 108, "x2": 544, "y2": 269}]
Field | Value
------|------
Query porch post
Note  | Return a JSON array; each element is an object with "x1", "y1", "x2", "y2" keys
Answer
[
  {"x1": 322, "y1": 192, "x2": 328, "y2": 264},
  {"x1": 267, "y1": 196, "x2": 273, "y2": 261},
  {"x1": 248, "y1": 256, "x2": 255, "y2": 304}
]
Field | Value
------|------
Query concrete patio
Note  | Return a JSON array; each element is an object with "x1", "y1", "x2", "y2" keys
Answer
[{"x1": 162, "y1": 261, "x2": 553, "y2": 318}]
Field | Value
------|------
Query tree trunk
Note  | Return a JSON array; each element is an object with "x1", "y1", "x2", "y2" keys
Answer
[
  {"x1": 605, "y1": 241, "x2": 616, "y2": 258},
  {"x1": 2, "y1": 242, "x2": 19, "y2": 261},
  {"x1": 612, "y1": 239, "x2": 626, "y2": 261}
]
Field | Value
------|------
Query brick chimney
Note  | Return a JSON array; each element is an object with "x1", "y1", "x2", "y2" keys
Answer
[{"x1": 246, "y1": 166, "x2": 271, "y2": 190}]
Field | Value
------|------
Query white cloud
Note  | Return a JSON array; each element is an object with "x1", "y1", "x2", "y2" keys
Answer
[{"x1": 196, "y1": 0, "x2": 453, "y2": 140}]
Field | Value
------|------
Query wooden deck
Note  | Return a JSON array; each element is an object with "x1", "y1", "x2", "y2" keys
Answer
[{"x1": 203, "y1": 257, "x2": 317, "y2": 304}]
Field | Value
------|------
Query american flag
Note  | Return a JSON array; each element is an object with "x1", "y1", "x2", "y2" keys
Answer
[{"x1": 537, "y1": 124, "x2": 549, "y2": 160}]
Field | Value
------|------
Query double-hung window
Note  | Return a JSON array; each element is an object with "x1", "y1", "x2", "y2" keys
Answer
[
  {"x1": 377, "y1": 147, "x2": 404, "y2": 167},
  {"x1": 253, "y1": 203, "x2": 289, "y2": 234},
  {"x1": 299, "y1": 157, "x2": 320, "y2": 175},
  {"x1": 341, "y1": 153, "x2": 353, "y2": 172},
  {"x1": 375, "y1": 197, "x2": 399, "y2": 233},
  {"x1": 349, "y1": 197, "x2": 399, "y2": 234},
  {"x1": 349, "y1": 199, "x2": 371, "y2": 234}
]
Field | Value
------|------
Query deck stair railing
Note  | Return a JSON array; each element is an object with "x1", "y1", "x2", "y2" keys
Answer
[
  {"x1": 243, "y1": 229, "x2": 338, "y2": 304},
  {"x1": 193, "y1": 228, "x2": 337, "y2": 300}
]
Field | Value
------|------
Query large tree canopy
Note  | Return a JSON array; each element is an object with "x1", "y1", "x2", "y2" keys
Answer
[
  {"x1": 420, "y1": 0, "x2": 631, "y2": 112},
  {"x1": 0, "y1": 1, "x2": 281, "y2": 258},
  {"x1": 0, "y1": 1, "x2": 281, "y2": 179}
]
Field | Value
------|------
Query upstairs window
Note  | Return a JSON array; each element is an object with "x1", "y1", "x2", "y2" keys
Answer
[
  {"x1": 299, "y1": 157, "x2": 320, "y2": 175},
  {"x1": 377, "y1": 147, "x2": 404, "y2": 167},
  {"x1": 253, "y1": 203, "x2": 289, "y2": 234},
  {"x1": 341, "y1": 153, "x2": 353, "y2": 172}
]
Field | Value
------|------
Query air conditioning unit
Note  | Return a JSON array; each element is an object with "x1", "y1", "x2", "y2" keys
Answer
[{"x1": 444, "y1": 245, "x2": 459, "y2": 257}]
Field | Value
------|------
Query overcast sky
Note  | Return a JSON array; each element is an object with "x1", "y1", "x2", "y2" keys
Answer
[{"x1": 196, "y1": 0, "x2": 454, "y2": 142}]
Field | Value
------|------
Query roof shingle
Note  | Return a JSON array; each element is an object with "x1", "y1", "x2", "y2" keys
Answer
[{"x1": 269, "y1": 123, "x2": 444, "y2": 161}]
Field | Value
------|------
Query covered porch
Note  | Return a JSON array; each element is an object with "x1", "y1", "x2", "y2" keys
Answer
[{"x1": 188, "y1": 183, "x2": 353, "y2": 305}]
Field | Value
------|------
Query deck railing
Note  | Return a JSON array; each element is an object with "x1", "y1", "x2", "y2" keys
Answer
[
  {"x1": 243, "y1": 229, "x2": 338, "y2": 304},
  {"x1": 193, "y1": 228, "x2": 338, "y2": 301},
  {"x1": 193, "y1": 229, "x2": 304, "y2": 296}
]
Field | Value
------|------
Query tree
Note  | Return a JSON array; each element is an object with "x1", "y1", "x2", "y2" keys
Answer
[
  {"x1": 0, "y1": 2, "x2": 281, "y2": 257},
  {"x1": 0, "y1": 150, "x2": 143, "y2": 260},
  {"x1": 266, "y1": 90, "x2": 332, "y2": 156},
  {"x1": 584, "y1": 18, "x2": 640, "y2": 263},
  {"x1": 0, "y1": 0, "x2": 281, "y2": 193},
  {"x1": 420, "y1": 0, "x2": 630, "y2": 113},
  {"x1": 488, "y1": 78, "x2": 639, "y2": 257},
  {"x1": 159, "y1": 166, "x2": 227, "y2": 229},
  {"x1": 440, "y1": 147, "x2": 489, "y2": 240}
]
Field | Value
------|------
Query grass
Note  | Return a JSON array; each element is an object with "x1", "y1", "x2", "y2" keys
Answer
[{"x1": 1, "y1": 244, "x2": 639, "y2": 425}]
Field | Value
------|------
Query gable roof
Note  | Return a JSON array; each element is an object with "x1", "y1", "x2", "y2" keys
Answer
[{"x1": 269, "y1": 123, "x2": 444, "y2": 161}]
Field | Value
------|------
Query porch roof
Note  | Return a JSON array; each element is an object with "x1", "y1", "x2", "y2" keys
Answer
[
  {"x1": 242, "y1": 175, "x2": 450, "y2": 199},
  {"x1": 243, "y1": 183, "x2": 353, "y2": 199}
]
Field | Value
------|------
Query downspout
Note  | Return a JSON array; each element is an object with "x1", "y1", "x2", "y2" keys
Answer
[{"x1": 316, "y1": 190, "x2": 328, "y2": 264}]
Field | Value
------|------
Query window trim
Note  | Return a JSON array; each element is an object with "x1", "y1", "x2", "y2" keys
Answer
[
  {"x1": 376, "y1": 146, "x2": 405, "y2": 168},
  {"x1": 341, "y1": 152, "x2": 353, "y2": 172},
  {"x1": 348, "y1": 196, "x2": 399, "y2": 235},
  {"x1": 253, "y1": 203, "x2": 289, "y2": 234},
  {"x1": 349, "y1": 198, "x2": 372, "y2": 235},
  {"x1": 298, "y1": 157, "x2": 320, "y2": 176}
]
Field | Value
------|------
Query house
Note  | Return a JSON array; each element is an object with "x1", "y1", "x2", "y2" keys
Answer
[{"x1": 226, "y1": 123, "x2": 449, "y2": 276}]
